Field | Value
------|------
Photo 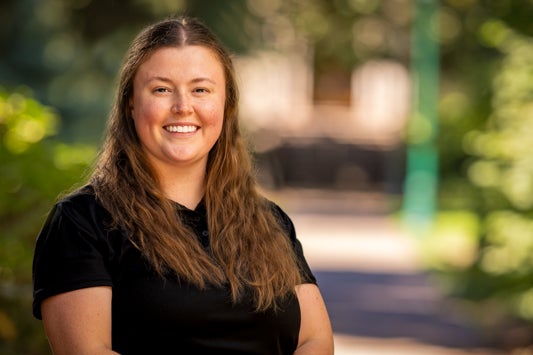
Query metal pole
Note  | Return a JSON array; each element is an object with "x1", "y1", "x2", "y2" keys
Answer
[{"x1": 402, "y1": 0, "x2": 440, "y2": 235}]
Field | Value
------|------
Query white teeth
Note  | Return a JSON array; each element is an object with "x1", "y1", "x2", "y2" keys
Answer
[{"x1": 165, "y1": 125, "x2": 198, "y2": 133}]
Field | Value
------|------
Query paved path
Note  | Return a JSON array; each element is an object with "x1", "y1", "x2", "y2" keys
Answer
[{"x1": 267, "y1": 189, "x2": 506, "y2": 354}]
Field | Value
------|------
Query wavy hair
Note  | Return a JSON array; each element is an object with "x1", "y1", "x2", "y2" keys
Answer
[{"x1": 89, "y1": 17, "x2": 302, "y2": 311}]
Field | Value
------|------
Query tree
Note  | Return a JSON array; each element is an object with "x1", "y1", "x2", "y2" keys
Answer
[{"x1": 0, "y1": 87, "x2": 95, "y2": 354}]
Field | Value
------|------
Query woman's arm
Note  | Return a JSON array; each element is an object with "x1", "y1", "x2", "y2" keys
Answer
[
  {"x1": 295, "y1": 283, "x2": 334, "y2": 354},
  {"x1": 41, "y1": 286, "x2": 119, "y2": 355}
]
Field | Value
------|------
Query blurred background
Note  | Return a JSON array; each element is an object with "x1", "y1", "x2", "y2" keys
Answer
[{"x1": 1, "y1": 0, "x2": 533, "y2": 353}]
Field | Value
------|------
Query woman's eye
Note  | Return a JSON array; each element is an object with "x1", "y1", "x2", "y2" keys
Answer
[
  {"x1": 194, "y1": 88, "x2": 209, "y2": 93},
  {"x1": 154, "y1": 87, "x2": 170, "y2": 93}
]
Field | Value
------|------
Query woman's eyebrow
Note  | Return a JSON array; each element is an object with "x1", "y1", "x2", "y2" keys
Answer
[
  {"x1": 190, "y1": 77, "x2": 216, "y2": 85},
  {"x1": 147, "y1": 76, "x2": 173, "y2": 84},
  {"x1": 146, "y1": 76, "x2": 216, "y2": 85}
]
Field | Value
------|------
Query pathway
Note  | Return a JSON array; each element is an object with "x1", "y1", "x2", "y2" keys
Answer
[{"x1": 267, "y1": 189, "x2": 507, "y2": 355}]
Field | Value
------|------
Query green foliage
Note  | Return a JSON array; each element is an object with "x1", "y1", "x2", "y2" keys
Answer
[
  {"x1": 431, "y1": 23, "x2": 533, "y2": 338},
  {"x1": 419, "y1": 210, "x2": 480, "y2": 272},
  {"x1": 0, "y1": 88, "x2": 95, "y2": 354},
  {"x1": 460, "y1": 28, "x2": 533, "y2": 322}
]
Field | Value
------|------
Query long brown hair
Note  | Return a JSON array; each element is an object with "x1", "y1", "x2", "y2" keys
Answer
[{"x1": 89, "y1": 17, "x2": 302, "y2": 311}]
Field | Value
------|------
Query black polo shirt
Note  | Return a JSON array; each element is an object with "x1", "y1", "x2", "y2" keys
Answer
[{"x1": 32, "y1": 186, "x2": 316, "y2": 354}]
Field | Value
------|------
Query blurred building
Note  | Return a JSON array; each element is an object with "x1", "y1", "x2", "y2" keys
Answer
[{"x1": 235, "y1": 48, "x2": 410, "y2": 194}]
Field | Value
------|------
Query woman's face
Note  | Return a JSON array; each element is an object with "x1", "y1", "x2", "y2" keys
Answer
[{"x1": 130, "y1": 45, "x2": 226, "y2": 174}]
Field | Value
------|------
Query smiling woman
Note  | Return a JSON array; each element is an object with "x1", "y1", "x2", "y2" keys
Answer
[
  {"x1": 32, "y1": 16, "x2": 333, "y2": 355},
  {"x1": 130, "y1": 46, "x2": 225, "y2": 192}
]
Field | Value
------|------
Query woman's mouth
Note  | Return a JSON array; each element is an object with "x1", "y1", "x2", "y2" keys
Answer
[{"x1": 164, "y1": 125, "x2": 198, "y2": 133}]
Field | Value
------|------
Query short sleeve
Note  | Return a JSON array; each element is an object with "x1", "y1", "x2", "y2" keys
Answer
[
  {"x1": 32, "y1": 197, "x2": 115, "y2": 319},
  {"x1": 270, "y1": 203, "x2": 317, "y2": 285}
]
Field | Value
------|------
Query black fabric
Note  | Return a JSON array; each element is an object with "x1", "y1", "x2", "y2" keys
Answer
[{"x1": 32, "y1": 186, "x2": 316, "y2": 355}]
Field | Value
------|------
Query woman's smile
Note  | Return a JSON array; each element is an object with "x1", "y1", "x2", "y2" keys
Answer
[{"x1": 164, "y1": 124, "x2": 199, "y2": 134}]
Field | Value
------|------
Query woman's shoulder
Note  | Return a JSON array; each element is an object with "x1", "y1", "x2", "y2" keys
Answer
[
  {"x1": 263, "y1": 198, "x2": 295, "y2": 234},
  {"x1": 52, "y1": 184, "x2": 110, "y2": 223},
  {"x1": 57, "y1": 184, "x2": 96, "y2": 203}
]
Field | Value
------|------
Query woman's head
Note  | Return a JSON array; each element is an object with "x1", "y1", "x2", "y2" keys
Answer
[{"x1": 107, "y1": 17, "x2": 239, "y2": 176}]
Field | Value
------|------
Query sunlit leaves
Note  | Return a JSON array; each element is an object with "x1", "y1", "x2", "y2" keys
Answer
[
  {"x1": 465, "y1": 29, "x2": 533, "y2": 211},
  {"x1": 438, "y1": 7, "x2": 462, "y2": 45},
  {"x1": 347, "y1": 0, "x2": 381, "y2": 14},
  {"x1": 0, "y1": 89, "x2": 95, "y2": 351},
  {"x1": 0, "y1": 89, "x2": 58, "y2": 154},
  {"x1": 456, "y1": 22, "x2": 533, "y2": 323},
  {"x1": 479, "y1": 19, "x2": 511, "y2": 48},
  {"x1": 419, "y1": 210, "x2": 479, "y2": 270},
  {"x1": 53, "y1": 143, "x2": 96, "y2": 170},
  {"x1": 481, "y1": 211, "x2": 533, "y2": 274}
]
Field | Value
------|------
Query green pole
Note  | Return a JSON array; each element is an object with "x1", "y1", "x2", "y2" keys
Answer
[{"x1": 402, "y1": 0, "x2": 440, "y2": 235}]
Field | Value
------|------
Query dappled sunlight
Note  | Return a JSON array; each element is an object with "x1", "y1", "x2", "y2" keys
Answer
[
  {"x1": 293, "y1": 212, "x2": 420, "y2": 273},
  {"x1": 481, "y1": 211, "x2": 533, "y2": 275},
  {"x1": 419, "y1": 211, "x2": 479, "y2": 271},
  {"x1": 435, "y1": 20, "x2": 533, "y2": 341},
  {"x1": 0, "y1": 90, "x2": 58, "y2": 154},
  {"x1": 53, "y1": 143, "x2": 96, "y2": 170}
]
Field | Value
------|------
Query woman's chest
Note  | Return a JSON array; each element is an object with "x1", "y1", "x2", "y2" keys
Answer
[{"x1": 109, "y1": 246, "x2": 301, "y2": 354}]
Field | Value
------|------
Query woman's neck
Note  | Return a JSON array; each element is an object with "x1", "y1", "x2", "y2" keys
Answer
[{"x1": 156, "y1": 164, "x2": 206, "y2": 210}]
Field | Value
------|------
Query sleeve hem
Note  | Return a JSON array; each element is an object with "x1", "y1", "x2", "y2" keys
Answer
[{"x1": 33, "y1": 279, "x2": 113, "y2": 320}]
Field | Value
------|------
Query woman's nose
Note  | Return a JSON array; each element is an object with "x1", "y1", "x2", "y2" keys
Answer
[{"x1": 171, "y1": 93, "x2": 193, "y2": 115}]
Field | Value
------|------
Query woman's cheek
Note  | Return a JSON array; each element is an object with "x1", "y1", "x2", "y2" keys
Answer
[
  {"x1": 202, "y1": 105, "x2": 225, "y2": 126},
  {"x1": 140, "y1": 102, "x2": 166, "y2": 123}
]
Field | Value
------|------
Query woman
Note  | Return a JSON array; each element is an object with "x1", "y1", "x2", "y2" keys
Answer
[{"x1": 32, "y1": 16, "x2": 333, "y2": 354}]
